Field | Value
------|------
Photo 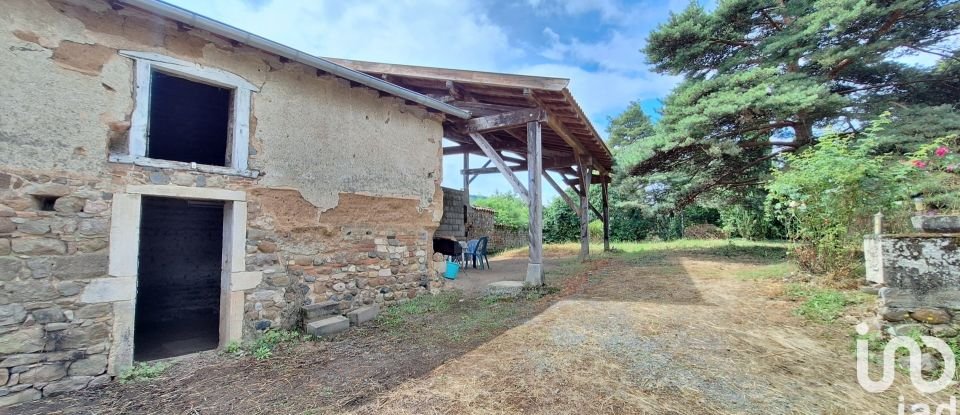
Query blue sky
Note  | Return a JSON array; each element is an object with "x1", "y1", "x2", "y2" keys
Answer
[{"x1": 165, "y1": 0, "x2": 692, "y2": 200}]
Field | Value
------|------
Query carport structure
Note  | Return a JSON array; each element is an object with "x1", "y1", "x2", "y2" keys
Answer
[{"x1": 330, "y1": 59, "x2": 615, "y2": 285}]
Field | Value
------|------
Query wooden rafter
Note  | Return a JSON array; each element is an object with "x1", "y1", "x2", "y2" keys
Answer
[
  {"x1": 463, "y1": 108, "x2": 547, "y2": 133},
  {"x1": 467, "y1": 132, "x2": 529, "y2": 203}
]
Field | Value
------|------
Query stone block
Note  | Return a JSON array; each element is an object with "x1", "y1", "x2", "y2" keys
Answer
[
  {"x1": 75, "y1": 303, "x2": 111, "y2": 319},
  {"x1": 0, "y1": 369, "x2": 6, "y2": 386},
  {"x1": 68, "y1": 355, "x2": 107, "y2": 376},
  {"x1": 55, "y1": 281, "x2": 84, "y2": 297},
  {"x1": 43, "y1": 376, "x2": 92, "y2": 397},
  {"x1": 303, "y1": 300, "x2": 339, "y2": 321},
  {"x1": 879, "y1": 307, "x2": 911, "y2": 322},
  {"x1": 80, "y1": 277, "x2": 135, "y2": 303},
  {"x1": 305, "y1": 316, "x2": 349, "y2": 337},
  {"x1": 487, "y1": 281, "x2": 524, "y2": 297},
  {"x1": 347, "y1": 304, "x2": 379, "y2": 326},
  {"x1": 230, "y1": 271, "x2": 263, "y2": 291},
  {"x1": 27, "y1": 254, "x2": 109, "y2": 280},
  {"x1": 911, "y1": 308, "x2": 951, "y2": 324},
  {"x1": 1, "y1": 279, "x2": 59, "y2": 302},
  {"x1": 82, "y1": 200, "x2": 109, "y2": 214},
  {"x1": 0, "y1": 218, "x2": 14, "y2": 234},
  {"x1": 0, "y1": 388, "x2": 40, "y2": 407},
  {"x1": 880, "y1": 288, "x2": 960, "y2": 309},
  {"x1": 53, "y1": 197, "x2": 84, "y2": 213},
  {"x1": 25, "y1": 184, "x2": 70, "y2": 197},
  {"x1": 0, "y1": 239, "x2": 9, "y2": 256},
  {"x1": 55, "y1": 323, "x2": 110, "y2": 350},
  {"x1": 0, "y1": 354, "x2": 42, "y2": 368},
  {"x1": 19, "y1": 364, "x2": 66, "y2": 384},
  {"x1": 16, "y1": 220, "x2": 50, "y2": 235},
  {"x1": 0, "y1": 258, "x2": 21, "y2": 282},
  {"x1": 31, "y1": 307, "x2": 64, "y2": 324},
  {"x1": 11, "y1": 238, "x2": 66, "y2": 255},
  {"x1": 77, "y1": 219, "x2": 109, "y2": 237},
  {"x1": 0, "y1": 305, "x2": 26, "y2": 327}
]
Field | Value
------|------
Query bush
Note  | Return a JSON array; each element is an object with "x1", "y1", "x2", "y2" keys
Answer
[
  {"x1": 473, "y1": 192, "x2": 528, "y2": 229},
  {"x1": 682, "y1": 223, "x2": 726, "y2": 239},
  {"x1": 766, "y1": 118, "x2": 909, "y2": 285}
]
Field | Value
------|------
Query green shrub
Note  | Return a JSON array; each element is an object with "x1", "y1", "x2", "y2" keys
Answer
[
  {"x1": 766, "y1": 118, "x2": 910, "y2": 284},
  {"x1": 119, "y1": 362, "x2": 169, "y2": 383}
]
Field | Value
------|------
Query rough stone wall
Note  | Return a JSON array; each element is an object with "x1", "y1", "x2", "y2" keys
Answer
[
  {"x1": 489, "y1": 225, "x2": 529, "y2": 253},
  {"x1": 0, "y1": 174, "x2": 115, "y2": 406},
  {"x1": 0, "y1": 0, "x2": 446, "y2": 405},
  {"x1": 466, "y1": 207, "x2": 494, "y2": 239},
  {"x1": 869, "y1": 234, "x2": 960, "y2": 339}
]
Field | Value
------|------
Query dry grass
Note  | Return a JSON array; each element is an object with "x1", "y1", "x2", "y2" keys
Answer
[
  {"x1": 349, "y1": 247, "x2": 946, "y2": 415},
  {"x1": 20, "y1": 242, "x2": 946, "y2": 415}
]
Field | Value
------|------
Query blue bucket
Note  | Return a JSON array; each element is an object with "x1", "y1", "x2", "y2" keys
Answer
[{"x1": 444, "y1": 261, "x2": 460, "y2": 279}]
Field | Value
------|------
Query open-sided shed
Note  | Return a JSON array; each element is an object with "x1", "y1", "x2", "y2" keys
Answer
[{"x1": 329, "y1": 59, "x2": 615, "y2": 284}]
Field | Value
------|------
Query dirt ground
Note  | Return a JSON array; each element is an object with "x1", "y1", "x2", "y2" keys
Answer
[{"x1": 10, "y1": 244, "x2": 950, "y2": 414}]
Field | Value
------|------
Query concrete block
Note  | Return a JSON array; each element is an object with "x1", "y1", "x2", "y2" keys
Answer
[
  {"x1": 306, "y1": 316, "x2": 349, "y2": 337},
  {"x1": 487, "y1": 281, "x2": 524, "y2": 297},
  {"x1": 303, "y1": 300, "x2": 339, "y2": 321},
  {"x1": 80, "y1": 277, "x2": 136, "y2": 303},
  {"x1": 229, "y1": 271, "x2": 262, "y2": 291},
  {"x1": 347, "y1": 305, "x2": 379, "y2": 326}
]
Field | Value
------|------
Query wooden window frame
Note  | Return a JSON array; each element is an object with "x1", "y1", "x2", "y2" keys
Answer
[{"x1": 113, "y1": 51, "x2": 259, "y2": 176}]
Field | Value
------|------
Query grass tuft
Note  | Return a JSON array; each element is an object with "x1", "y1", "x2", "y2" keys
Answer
[
  {"x1": 734, "y1": 262, "x2": 797, "y2": 281},
  {"x1": 786, "y1": 283, "x2": 869, "y2": 322},
  {"x1": 378, "y1": 291, "x2": 462, "y2": 330},
  {"x1": 119, "y1": 362, "x2": 169, "y2": 383}
]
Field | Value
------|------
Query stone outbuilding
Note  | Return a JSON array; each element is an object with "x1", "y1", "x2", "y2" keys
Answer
[
  {"x1": 0, "y1": 0, "x2": 612, "y2": 406},
  {"x1": 0, "y1": 0, "x2": 476, "y2": 406}
]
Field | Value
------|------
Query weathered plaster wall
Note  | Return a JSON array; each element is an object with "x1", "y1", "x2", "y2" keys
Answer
[
  {"x1": 869, "y1": 234, "x2": 960, "y2": 340},
  {"x1": 1, "y1": 0, "x2": 445, "y2": 212},
  {"x1": 0, "y1": 0, "x2": 446, "y2": 406}
]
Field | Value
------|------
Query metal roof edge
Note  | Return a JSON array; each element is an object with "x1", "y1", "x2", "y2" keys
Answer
[{"x1": 120, "y1": 0, "x2": 472, "y2": 119}]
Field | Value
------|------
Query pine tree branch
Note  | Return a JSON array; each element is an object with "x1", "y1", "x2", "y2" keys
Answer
[
  {"x1": 759, "y1": 9, "x2": 784, "y2": 31},
  {"x1": 708, "y1": 38, "x2": 754, "y2": 48},
  {"x1": 904, "y1": 44, "x2": 960, "y2": 63},
  {"x1": 838, "y1": 77, "x2": 957, "y2": 94}
]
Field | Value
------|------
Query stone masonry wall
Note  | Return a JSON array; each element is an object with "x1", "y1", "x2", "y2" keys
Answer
[
  {"x1": 466, "y1": 207, "x2": 494, "y2": 239},
  {"x1": 489, "y1": 225, "x2": 529, "y2": 253},
  {"x1": 0, "y1": 174, "x2": 115, "y2": 406},
  {"x1": 868, "y1": 235, "x2": 960, "y2": 339}
]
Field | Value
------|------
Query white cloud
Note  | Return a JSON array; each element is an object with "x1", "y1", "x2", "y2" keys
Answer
[
  {"x1": 168, "y1": 0, "x2": 522, "y2": 71},
  {"x1": 164, "y1": 0, "x2": 683, "y2": 198}
]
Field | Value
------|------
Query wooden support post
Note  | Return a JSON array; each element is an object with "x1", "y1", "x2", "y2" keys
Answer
[
  {"x1": 463, "y1": 152, "x2": 470, "y2": 208},
  {"x1": 578, "y1": 163, "x2": 591, "y2": 262},
  {"x1": 467, "y1": 132, "x2": 529, "y2": 204},
  {"x1": 601, "y1": 178, "x2": 610, "y2": 252},
  {"x1": 526, "y1": 121, "x2": 545, "y2": 286}
]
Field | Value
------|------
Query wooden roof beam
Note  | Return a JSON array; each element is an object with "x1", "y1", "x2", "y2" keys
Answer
[
  {"x1": 524, "y1": 89, "x2": 606, "y2": 175},
  {"x1": 463, "y1": 108, "x2": 547, "y2": 133}
]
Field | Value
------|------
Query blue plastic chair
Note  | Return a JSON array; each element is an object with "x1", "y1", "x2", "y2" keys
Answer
[{"x1": 466, "y1": 237, "x2": 491, "y2": 270}]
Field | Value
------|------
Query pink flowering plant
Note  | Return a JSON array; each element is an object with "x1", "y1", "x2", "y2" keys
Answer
[{"x1": 908, "y1": 135, "x2": 960, "y2": 212}]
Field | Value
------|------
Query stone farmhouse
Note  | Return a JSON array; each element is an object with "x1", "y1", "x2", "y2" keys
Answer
[{"x1": 0, "y1": 0, "x2": 613, "y2": 406}]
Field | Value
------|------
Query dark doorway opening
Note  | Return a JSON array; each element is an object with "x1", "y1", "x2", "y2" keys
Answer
[
  {"x1": 147, "y1": 70, "x2": 232, "y2": 166},
  {"x1": 135, "y1": 197, "x2": 224, "y2": 361}
]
